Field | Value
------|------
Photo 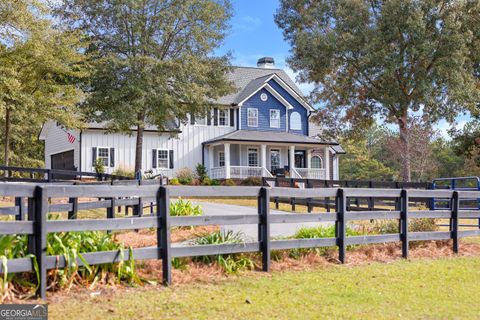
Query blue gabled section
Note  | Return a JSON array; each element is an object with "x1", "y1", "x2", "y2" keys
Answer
[
  {"x1": 267, "y1": 79, "x2": 309, "y2": 136},
  {"x1": 241, "y1": 88, "x2": 287, "y2": 132}
]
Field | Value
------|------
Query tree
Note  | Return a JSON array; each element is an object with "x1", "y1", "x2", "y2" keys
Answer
[
  {"x1": 339, "y1": 138, "x2": 397, "y2": 181},
  {"x1": 276, "y1": 0, "x2": 480, "y2": 181},
  {"x1": 0, "y1": 1, "x2": 89, "y2": 167},
  {"x1": 57, "y1": 0, "x2": 234, "y2": 174}
]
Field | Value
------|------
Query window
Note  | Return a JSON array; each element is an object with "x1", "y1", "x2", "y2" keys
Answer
[
  {"x1": 270, "y1": 109, "x2": 280, "y2": 128},
  {"x1": 195, "y1": 116, "x2": 207, "y2": 125},
  {"x1": 311, "y1": 155, "x2": 322, "y2": 169},
  {"x1": 157, "y1": 149, "x2": 169, "y2": 169},
  {"x1": 218, "y1": 151, "x2": 225, "y2": 167},
  {"x1": 290, "y1": 111, "x2": 301, "y2": 130},
  {"x1": 248, "y1": 148, "x2": 258, "y2": 167},
  {"x1": 247, "y1": 108, "x2": 258, "y2": 127},
  {"x1": 218, "y1": 109, "x2": 228, "y2": 126},
  {"x1": 97, "y1": 147, "x2": 109, "y2": 167},
  {"x1": 270, "y1": 149, "x2": 280, "y2": 171}
]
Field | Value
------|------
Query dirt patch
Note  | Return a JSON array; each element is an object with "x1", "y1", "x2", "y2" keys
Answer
[{"x1": 114, "y1": 225, "x2": 220, "y2": 248}]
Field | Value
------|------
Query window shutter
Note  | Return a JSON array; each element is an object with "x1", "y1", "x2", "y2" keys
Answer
[
  {"x1": 92, "y1": 147, "x2": 97, "y2": 166},
  {"x1": 169, "y1": 150, "x2": 174, "y2": 169},
  {"x1": 207, "y1": 110, "x2": 212, "y2": 125},
  {"x1": 230, "y1": 108, "x2": 234, "y2": 127},
  {"x1": 236, "y1": 109, "x2": 240, "y2": 129},
  {"x1": 109, "y1": 148, "x2": 115, "y2": 167},
  {"x1": 152, "y1": 149, "x2": 157, "y2": 168},
  {"x1": 190, "y1": 114, "x2": 195, "y2": 125},
  {"x1": 213, "y1": 108, "x2": 218, "y2": 126}
]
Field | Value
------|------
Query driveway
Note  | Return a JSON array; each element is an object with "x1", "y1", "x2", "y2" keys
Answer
[{"x1": 192, "y1": 201, "x2": 331, "y2": 240}]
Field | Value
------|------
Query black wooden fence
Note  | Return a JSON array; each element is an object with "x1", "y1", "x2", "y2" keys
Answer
[
  {"x1": 0, "y1": 165, "x2": 132, "y2": 183},
  {"x1": 0, "y1": 183, "x2": 479, "y2": 299}
]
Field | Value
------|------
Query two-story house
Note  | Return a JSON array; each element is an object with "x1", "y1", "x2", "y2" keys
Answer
[{"x1": 39, "y1": 57, "x2": 344, "y2": 180}]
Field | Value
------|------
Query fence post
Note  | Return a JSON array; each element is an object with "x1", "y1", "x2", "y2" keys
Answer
[
  {"x1": 452, "y1": 191, "x2": 459, "y2": 254},
  {"x1": 158, "y1": 186, "x2": 171, "y2": 285},
  {"x1": 34, "y1": 186, "x2": 47, "y2": 299},
  {"x1": 15, "y1": 197, "x2": 25, "y2": 221},
  {"x1": 258, "y1": 187, "x2": 270, "y2": 272},
  {"x1": 336, "y1": 188, "x2": 346, "y2": 264},
  {"x1": 400, "y1": 189, "x2": 409, "y2": 258},
  {"x1": 68, "y1": 197, "x2": 78, "y2": 220}
]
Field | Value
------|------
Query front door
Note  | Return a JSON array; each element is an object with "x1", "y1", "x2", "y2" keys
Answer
[
  {"x1": 270, "y1": 149, "x2": 280, "y2": 173},
  {"x1": 294, "y1": 151, "x2": 306, "y2": 168}
]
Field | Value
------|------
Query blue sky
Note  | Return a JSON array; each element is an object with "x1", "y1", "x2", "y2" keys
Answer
[{"x1": 215, "y1": 0, "x2": 470, "y2": 138}]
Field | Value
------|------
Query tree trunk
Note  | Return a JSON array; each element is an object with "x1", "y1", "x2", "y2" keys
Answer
[
  {"x1": 4, "y1": 107, "x2": 10, "y2": 177},
  {"x1": 134, "y1": 110, "x2": 146, "y2": 175},
  {"x1": 398, "y1": 114, "x2": 411, "y2": 182}
]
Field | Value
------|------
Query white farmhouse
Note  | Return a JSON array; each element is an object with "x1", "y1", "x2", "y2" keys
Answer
[{"x1": 39, "y1": 57, "x2": 344, "y2": 180}]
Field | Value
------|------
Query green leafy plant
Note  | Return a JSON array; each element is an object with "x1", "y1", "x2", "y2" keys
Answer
[
  {"x1": 195, "y1": 164, "x2": 208, "y2": 183},
  {"x1": 201, "y1": 177, "x2": 220, "y2": 186},
  {"x1": 170, "y1": 198, "x2": 202, "y2": 217},
  {"x1": 169, "y1": 177, "x2": 180, "y2": 185},
  {"x1": 94, "y1": 158, "x2": 106, "y2": 175},
  {"x1": 190, "y1": 231, "x2": 255, "y2": 273},
  {"x1": 176, "y1": 167, "x2": 195, "y2": 185},
  {"x1": 112, "y1": 167, "x2": 135, "y2": 178},
  {"x1": 240, "y1": 177, "x2": 263, "y2": 186},
  {"x1": 222, "y1": 179, "x2": 236, "y2": 186}
]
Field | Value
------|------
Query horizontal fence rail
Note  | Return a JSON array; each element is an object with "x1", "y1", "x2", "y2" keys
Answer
[{"x1": 0, "y1": 183, "x2": 479, "y2": 299}]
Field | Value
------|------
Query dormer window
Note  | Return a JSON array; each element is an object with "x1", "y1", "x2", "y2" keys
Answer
[
  {"x1": 218, "y1": 109, "x2": 228, "y2": 126},
  {"x1": 247, "y1": 108, "x2": 258, "y2": 127}
]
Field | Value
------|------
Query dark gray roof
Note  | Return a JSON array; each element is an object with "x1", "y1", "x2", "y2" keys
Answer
[
  {"x1": 331, "y1": 145, "x2": 346, "y2": 154},
  {"x1": 203, "y1": 130, "x2": 338, "y2": 146},
  {"x1": 217, "y1": 66, "x2": 305, "y2": 105}
]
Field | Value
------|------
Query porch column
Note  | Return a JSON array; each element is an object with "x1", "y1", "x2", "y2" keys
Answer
[
  {"x1": 289, "y1": 145, "x2": 295, "y2": 171},
  {"x1": 324, "y1": 146, "x2": 330, "y2": 180},
  {"x1": 224, "y1": 143, "x2": 231, "y2": 179},
  {"x1": 306, "y1": 149, "x2": 312, "y2": 169},
  {"x1": 261, "y1": 144, "x2": 267, "y2": 177},
  {"x1": 208, "y1": 145, "x2": 214, "y2": 171}
]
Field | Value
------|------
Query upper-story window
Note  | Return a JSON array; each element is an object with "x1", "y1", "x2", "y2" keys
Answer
[
  {"x1": 270, "y1": 109, "x2": 280, "y2": 128},
  {"x1": 247, "y1": 108, "x2": 258, "y2": 127},
  {"x1": 218, "y1": 109, "x2": 228, "y2": 126},
  {"x1": 195, "y1": 115, "x2": 207, "y2": 125},
  {"x1": 290, "y1": 111, "x2": 301, "y2": 130}
]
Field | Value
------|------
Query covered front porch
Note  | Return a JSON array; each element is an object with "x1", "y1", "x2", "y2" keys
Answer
[{"x1": 203, "y1": 131, "x2": 339, "y2": 180}]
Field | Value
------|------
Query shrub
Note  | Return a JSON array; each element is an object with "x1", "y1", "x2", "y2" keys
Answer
[
  {"x1": 222, "y1": 179, "x2": 236, "y2": 186},
  {"x1": 410, "y1": 218, "x2": 438, "y2": 232},
  {"x1": 112, "y1": 167, "x2": 135, "y2": 178},
  {"x1": 190, "y1": 231, "x2": 255, "y2": 273},
  {"x1": 240, "y1": 176, "x2": 263, "y2": 186},
  {"x1": 169, "y1": 177, "x2": 180, "y2": 185},
  {"x1": 170, "y1": 198, "x2": 202, "y2": 216},
  {"x1": 176, "y1": 167, "x2": 195, "y2": 185},
  {"x1": 195, "y1": 164, "x2": 208, "y2": 182},
  {"x1": 93, "y1": 158, "x2": 105, "y2": 175},
  {"x1": 369, "y1": 218, "x2": 438, "y2": 235},
  {"x1": 370, "y1": 220, "x2": 399, "y2": 234},
  {"x1": 201, "y1": 177, "x2": 220, "y2": 186}
]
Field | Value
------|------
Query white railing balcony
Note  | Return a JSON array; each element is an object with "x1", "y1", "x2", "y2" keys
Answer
[
  {"x1": 209, "y1": 167, "x2": 226, "y2": 180},
  {"x1": 230, "y1": 166, "x2": 263, "y2": 179},
  {"x1": 295, "y1": 168, "x2": 326, "y2": 180}
]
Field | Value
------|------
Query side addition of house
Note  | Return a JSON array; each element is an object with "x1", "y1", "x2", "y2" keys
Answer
[{"x1": 39, "y1": 57, "x2": 344, "y2": 180}]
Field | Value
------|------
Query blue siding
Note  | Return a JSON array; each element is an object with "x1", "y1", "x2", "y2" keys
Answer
[
  {"x1": 241, "y1": 88, "x2": 287, "y2": 132},
  {"x1": 268, "y1": 80, "x2": 309, "y2": 135}
]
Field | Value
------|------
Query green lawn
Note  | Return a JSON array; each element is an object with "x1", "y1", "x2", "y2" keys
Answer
[{"x1": 49, "y1": 256, "x2": 480, "y2": 319}]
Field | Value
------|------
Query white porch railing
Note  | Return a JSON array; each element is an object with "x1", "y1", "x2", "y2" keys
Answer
[
  {"x1": 290, "y1": 167, "x2": 302, "y2": 179},
  {"x1": 230, "y1": 166, "x2": 263, "y2": 179},
  {"x1": 209, "y1": 166, "x2": 273, "y2": 179},
  {"x1": 295, "y1": 168, "x2": 326, "y2": 179},
  {"x1": 209, "y1": 167, "x2": 226, "y2": 180}
]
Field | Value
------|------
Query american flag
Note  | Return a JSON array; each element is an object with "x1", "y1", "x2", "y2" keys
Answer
[{"x1": 67, "y1": 132, "x2": 76, "y2": 144}]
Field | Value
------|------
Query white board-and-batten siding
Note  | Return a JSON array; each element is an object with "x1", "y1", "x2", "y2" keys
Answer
[
  {"x1": 80, "y1": 124, "x2": 236, "y2": 175},
  {"x1": 42, "y1": 120, "x2": 80, "y2": 170}
]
